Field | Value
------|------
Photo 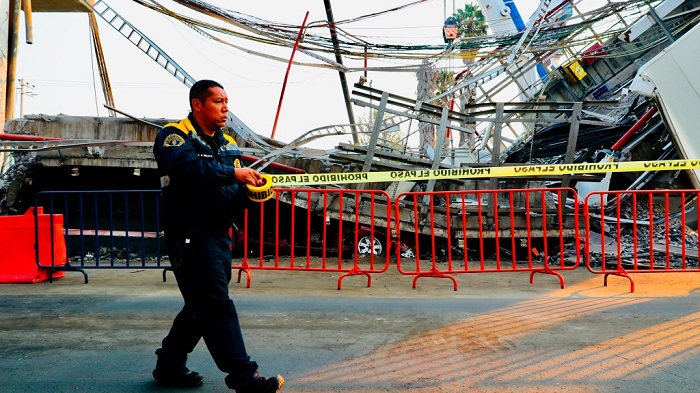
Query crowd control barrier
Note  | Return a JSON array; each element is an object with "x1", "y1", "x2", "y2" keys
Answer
[
  {"x1": 584, "y1": 189, "x2": 700, "y2": 292},
  {"x1": 393, "y1": 188, "x2": 581, "y2": 290},
  {"x1": 32, "y1": 190, "x2": 165, "y2": 283},
  {"x1": 234, "y1": 188, "x2": 392, "y2": 289},
  {"x1": 32, "y1": 187, "x2": 699, "y2": 294}
]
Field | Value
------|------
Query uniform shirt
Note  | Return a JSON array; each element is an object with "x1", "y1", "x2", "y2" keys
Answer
[{"x1": 153, "y1": 114, "x2": 248, "y2": 230}]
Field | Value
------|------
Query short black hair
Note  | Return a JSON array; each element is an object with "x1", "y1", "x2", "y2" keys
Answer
[{"x1": 189, "y1": 80, "x2": 224, "y2": 110}]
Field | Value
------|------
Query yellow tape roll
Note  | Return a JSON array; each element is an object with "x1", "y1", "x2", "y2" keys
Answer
[{"x1": 247, "y1": 174, "x2": 274, "y2": 202}]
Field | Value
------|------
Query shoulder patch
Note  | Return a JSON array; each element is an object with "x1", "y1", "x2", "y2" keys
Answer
[
  {"x1": 163, "y1": 134, "x2": 185, "y2": 147},
  {"x1": 223, "y1": 134, "x2": 237, "y2": 145}
]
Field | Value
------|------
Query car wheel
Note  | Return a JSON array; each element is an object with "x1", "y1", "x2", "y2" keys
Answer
[{"x1": 357, "y1": 235, "x2": 385, "y2": 256}]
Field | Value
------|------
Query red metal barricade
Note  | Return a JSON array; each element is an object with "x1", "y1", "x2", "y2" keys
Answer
[
  {"x1": 584, "y1": 189, "x2": 700, "y2": 292},
  {"x1": 233, "y1": 188, "x2": 392, "y2": 289},
  {"x1": 393, "y1": 188, "x2": 581, "y2": 290}
]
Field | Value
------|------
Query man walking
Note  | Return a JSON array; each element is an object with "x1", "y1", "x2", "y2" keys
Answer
[{"x1": 152, "y1": 79, "x2": 284, "y2": 393}]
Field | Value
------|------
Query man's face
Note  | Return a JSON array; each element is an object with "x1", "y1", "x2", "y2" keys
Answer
[{"x1": 194, "y1": 86, "x2": 229, "y2": 131}]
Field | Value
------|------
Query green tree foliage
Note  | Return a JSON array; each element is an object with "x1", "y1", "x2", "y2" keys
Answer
[
  {"x1": 453, "y1": 3, "x2": 488, "y2": 38},
  {"x1": 453, "y1": 2, "x2": 488, "y2": 148}
]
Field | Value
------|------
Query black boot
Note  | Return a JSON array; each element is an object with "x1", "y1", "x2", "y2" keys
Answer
[
  {"x1": 235, "y1": 372, "x2": 284, "y2": 393},
  {"x1": 152, "y1": 367, "x2": 204, "y2": 388}
]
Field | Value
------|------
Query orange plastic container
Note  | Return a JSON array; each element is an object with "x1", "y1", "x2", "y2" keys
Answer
[{"x1": 0, "y1": 207, "x2": 67, "y2": 283}]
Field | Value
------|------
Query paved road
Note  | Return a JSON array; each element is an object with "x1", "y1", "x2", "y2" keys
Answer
[{"x1": 2, "y1": 267, "x2": 700, "y2": 392}]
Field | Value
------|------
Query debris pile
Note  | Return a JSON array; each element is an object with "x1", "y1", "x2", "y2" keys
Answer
[
  {"x1": 69, "y1": 247, "x2": 160, "y2": 267},
  {"x1": 0, "y1": 154, "x2": 39, "y2": 215}
]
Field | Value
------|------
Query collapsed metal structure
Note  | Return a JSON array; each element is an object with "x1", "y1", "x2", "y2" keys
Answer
[{"x1": 1, "y1": 0, "x2": 700, "y2": 262}]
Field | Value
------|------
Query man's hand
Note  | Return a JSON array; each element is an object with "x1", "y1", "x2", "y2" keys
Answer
[{"x1": 234, "y1": 168, "x2": 264, "y2": 187}]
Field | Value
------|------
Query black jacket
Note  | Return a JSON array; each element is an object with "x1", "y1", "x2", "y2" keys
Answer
[{"x1": 153, "y1": 114, "x2": 248, "y2": 230}]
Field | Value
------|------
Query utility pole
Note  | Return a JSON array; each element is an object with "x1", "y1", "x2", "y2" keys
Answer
[
  {"x1": 323, "y1": 0, "x2": 359, "y2": 145},
  {"x1": 17, "y1": 78, "x2": 36, "y2": 118}
]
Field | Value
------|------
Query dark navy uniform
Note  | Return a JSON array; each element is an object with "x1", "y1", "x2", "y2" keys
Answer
[
  {"x1": 155, "y1": 115, "x2": 248, "y2": 229},
  {"x1": 153, "y1": 114, "x2": 257, "y2": 390}
]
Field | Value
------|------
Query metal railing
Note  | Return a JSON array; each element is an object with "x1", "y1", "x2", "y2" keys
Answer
[
  {"x1": 234, "y1": 188, "x2": 392, "y2": 290},
  {"x1": 394, "y1": 187, "x2": 581, "y2": 290},
  {"x1": 33, "y1": 190, "x2": 164, "y2": 283},
  {"x1": 584, "y1": 189, "x2": 700, "y2": 292},
  {"x1": 27, "y1": 187, "x2": 699, "y2": 293}
]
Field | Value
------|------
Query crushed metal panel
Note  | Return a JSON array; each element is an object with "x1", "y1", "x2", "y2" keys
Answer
[{"x1": 631, "y1": 22, "x2": 700, "y2": 188}]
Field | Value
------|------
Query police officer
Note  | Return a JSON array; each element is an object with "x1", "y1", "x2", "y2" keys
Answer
[{"x1": 152, "y1": 79, "x2": 284, "y2": 393}]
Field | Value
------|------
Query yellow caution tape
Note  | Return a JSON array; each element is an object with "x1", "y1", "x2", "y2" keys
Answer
[
  {"x1": 247, "y1": 174, "x2": 274, "y2": 202},
  {"x1": 269, "y1": 159, "x2": 700, "y2": 186}
]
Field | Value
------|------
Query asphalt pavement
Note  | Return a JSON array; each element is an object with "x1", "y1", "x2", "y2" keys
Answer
[{"x1": 2, "y1": 266, "x2": 700, "y2": 392}]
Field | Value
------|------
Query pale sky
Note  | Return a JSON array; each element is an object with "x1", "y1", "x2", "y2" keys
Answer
[{"x1": 16, "y1": 0, "x2": 538, "y2": 145}]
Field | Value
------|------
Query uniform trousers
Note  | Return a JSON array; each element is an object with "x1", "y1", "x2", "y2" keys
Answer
[{"x1": 156, "y1": 227, "x2": 258, "y2": 389}]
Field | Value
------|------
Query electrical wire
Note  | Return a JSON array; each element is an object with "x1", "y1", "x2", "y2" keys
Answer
[{"x1": 123, "y1": 0, "x2": 691, "y2": 81}]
